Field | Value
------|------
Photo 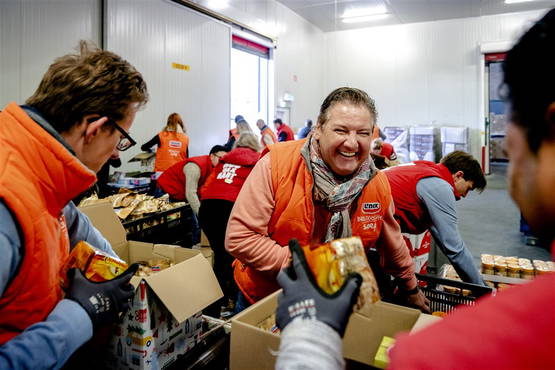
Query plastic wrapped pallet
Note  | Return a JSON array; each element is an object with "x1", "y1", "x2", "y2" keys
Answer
[
  {"x1": 409, "y1": 127, "x2": 437, "y2": 162},
  {"x1": 440, "y1": 127, "x2": 469, "y2": 157},
  {"x1": 383, "y1": 126, "x2": 409, "y2": 163}
]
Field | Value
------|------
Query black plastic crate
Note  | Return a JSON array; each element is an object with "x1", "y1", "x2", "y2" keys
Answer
[{"x1": 415, "y1": 273, "x2": 493, "y2": 313}]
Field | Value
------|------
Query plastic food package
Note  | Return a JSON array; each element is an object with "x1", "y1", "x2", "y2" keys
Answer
[
  {"x1": 301, "y1": 237, "x2": 380, "y2": 316},
  {"x1": 61, "y1": 240, "x2": 128, "y2": 288}
]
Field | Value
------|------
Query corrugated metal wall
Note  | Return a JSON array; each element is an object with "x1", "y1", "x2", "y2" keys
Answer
[
  {"x1": 0, "y1": 0, "x2": 101, "y2": 106},
  {"x1": 106, "y1": 0, "x2": 231, "y2": 167}
]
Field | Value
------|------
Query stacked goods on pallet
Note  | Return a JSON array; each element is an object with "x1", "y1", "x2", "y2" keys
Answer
[
  {"x1": 409, "y1": 127, "x2": 437, "y2": 162},
  {"x1": 440, "y1": 127, "x2": 469, "y2": 157},
  {"x1": 383, "y1": 126, "x2": 409, "y2": 163}
]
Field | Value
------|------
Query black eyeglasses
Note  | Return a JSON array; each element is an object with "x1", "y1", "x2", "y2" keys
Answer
[
  {"x1": 87, "y1": 117, "x2": 136, "y2": 151},
  {"x1": 107, "y1": 119, "x2": 136, "y2": 151}
]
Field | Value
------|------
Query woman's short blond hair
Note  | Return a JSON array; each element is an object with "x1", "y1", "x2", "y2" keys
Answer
[{"x1": 234, "y1": 132, "x2": 260, "y2": 152}]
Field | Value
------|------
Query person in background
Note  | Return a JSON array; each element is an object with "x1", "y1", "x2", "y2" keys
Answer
[
  {"x1": 273, "y1": 118, "x2": 295, "y2": 142},
  {"x1": 297, "y1": 119, "x2": 313, "y2": 139},
  {"x1": 384, "y1": 151, "x2": 487, "y2": 285},
  {"x1": 226, "y1": 87, "x2": 428, "y2": 314},
  {"x1": 225, "y1": 115, "x2": 252, "y2": 151},
  {"x1": 256, "y1": 118, "x2": 277, "y2": 149},
  {"x1": 0, "y1": 41, "x2": 147, "y2": 369},
  {"x1": 157, "y1": 145, "x2": 228, "y2": 245},
  {"x1": 96, "y1": 155, "x2": 122, "y2": 198},
  {"x1": 275, "y1": 9, "x2": 555, "y2": 369},
  {"x1": 141, "y1": 112, "x2": 189, "y2": 173},
  {"x1": 371, "y1": 138, "x2": 399, "y2": 169},
  {"x1": 199, "y1": 133, "x2": 261, "y2": 317}
]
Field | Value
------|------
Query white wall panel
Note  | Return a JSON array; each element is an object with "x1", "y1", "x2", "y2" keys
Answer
[
  {"x1": 0, "y1": 0, "x2": 100, "y2": 107},
  {"x1": 106, "y1": 0, "x2": 231, "y2": 170},
  {"x1": 196, "y1": 0, "x2": 327, "y2": 131},
  {"x1": 324, "y1": 9, "x2": 549, "y2": 159}
]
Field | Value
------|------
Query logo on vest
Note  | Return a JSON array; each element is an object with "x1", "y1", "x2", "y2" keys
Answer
[
  {"x1": 217, "y1": 163, "x2": 241, "y2": 184},
  {"x1": 362, "y1": 202, "x2": 381, "y2": 214},
  {"x1": 169, "y1": 140, "x2": 182, "y2": 148}
]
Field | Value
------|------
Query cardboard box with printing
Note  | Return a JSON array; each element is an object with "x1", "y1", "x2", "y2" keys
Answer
[
  {"x1": 80, "y1": 202, "x2": 223, "y2": 369},
  {"x1": 230, "y1": 291, "x2": 440, "y2": 369}
]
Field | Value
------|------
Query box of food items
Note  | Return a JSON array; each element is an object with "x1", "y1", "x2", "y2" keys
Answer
[
  {"x1": 79, "y1": 201, "x2": 223, "y2": 369},
  {"x1": 229, "y1": 237, "x2": 440, "y2": 369}
]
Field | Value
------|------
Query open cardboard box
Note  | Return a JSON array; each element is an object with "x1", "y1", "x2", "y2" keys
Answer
[
  {"x1": 230, "y1": 291, "x2": 440, "y2": 369},
  {"x1": 80, "y1": 201, "x2": 223, "y2": 369}
]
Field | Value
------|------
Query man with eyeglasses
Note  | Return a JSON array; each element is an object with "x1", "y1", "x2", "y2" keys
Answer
[{"x1": 0, "y1": 41, "x2": 148, "y2": 368}]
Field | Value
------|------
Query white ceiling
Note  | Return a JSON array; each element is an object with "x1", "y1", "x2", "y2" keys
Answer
[{"x1": 277, "y1": 0, "x2": 555, "y2": 32}]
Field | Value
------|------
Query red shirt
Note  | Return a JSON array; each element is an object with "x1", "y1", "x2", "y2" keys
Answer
[
  {"x1": 277, "y1": 124, "x2": 295, "y2": 141},
  {"x1": 390, "y1": 255, "x2": 555, "y2": 369},
  {"x1": 200, "y1": 147, "x2": 259, "y2": 202},
  {"x1": 157, "y1": 155, "x2": 213, "y2": 200},
  {"x1": 384, "y1": 162, "x2": 459, "y2": 234}
]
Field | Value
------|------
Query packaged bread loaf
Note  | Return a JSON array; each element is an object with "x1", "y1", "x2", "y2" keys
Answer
[
  {"x1": 61, "y1": 240, "x2": 128, "y2": 288},
  {"x1": 301, "y1": 237, "x2": 380, "y2": 316}
]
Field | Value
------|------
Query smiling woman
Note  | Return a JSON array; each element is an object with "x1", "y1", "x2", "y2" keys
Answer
[{"x1": 225, "y1": 87, "x2": 428, "y2": 314}]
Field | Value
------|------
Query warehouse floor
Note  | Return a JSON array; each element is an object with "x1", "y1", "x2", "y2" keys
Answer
[{"x1": 456, "y1": 163, "x2": 551, "y2": 264}]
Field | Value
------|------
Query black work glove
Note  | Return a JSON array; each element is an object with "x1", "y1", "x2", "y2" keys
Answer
[
  {"x1": 276, "y1": 239, "x2": 362, "y2": 337},
  {"x1": 66, "y1": 263, "x2": 138, "y2": 329}
]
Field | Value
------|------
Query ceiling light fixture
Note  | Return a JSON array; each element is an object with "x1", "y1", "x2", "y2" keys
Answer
[
  {"x1": 504, "y1": 0, "x2": 537, "y2": 4},
  {"x1": 341, "y1": 5, "x2": 388, "y2": 19},
  {"x1": 341, "y1": 14, "x2": 389, "y2": 24}
]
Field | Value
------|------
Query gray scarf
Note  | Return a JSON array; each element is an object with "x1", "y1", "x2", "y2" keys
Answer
[{"x1": 301, "y1": 135, "x2": 377, "y2": 242}]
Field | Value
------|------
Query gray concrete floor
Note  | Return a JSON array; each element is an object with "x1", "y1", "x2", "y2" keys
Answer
[{"x1": 456, "y1": 163, "x2": 551, "y2": 266}]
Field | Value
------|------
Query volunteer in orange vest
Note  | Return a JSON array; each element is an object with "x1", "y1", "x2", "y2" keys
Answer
[
  {"x1": 384, "y1": 152, "x2": 487, "y2": 284},
  {"x1": 199, "y1": 133, "x2": 261, "y2": 317},
  {"x1": 275, "y1": 11, "x2": 555, "y2": 369},
  {"x1": 157, "y1": 145, "x2": 228, "y2": 245},
  {"x1": 256, "y1": 118, "x2": 277, "y2": 148},
  {"x1": 0, "y1": 41, "x2": 147, "y2": 369},
  {"x1": 226, "y1": 87, "x2": 428, "y2": 313},
  {"x1": 273, "y1": 118, "x2": 295, "y2": 141},
  {"x1": 141, "y1": 112, "x2": 189, "y2": 172},
  {"x1": 224, "y1": 115, "x2": 251, "y2": 151}
]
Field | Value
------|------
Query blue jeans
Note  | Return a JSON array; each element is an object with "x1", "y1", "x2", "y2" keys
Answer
[{"x1": 234, "y1": 291, "x2": 251, "y2": 314}]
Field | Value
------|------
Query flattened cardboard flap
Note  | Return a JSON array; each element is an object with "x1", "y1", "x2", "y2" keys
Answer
[
  {"x1": 143, "y1": 252, "x2": 223, "y2": 323},
  {"x1": 79, "y1": 201, "x2": 128, "y2": 260}
]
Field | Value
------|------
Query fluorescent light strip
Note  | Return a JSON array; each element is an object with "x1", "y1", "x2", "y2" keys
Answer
[
  {"x1": 504, "y1": 0, "x2": 537, "y2": 4},
  {"x1": 342, "y1": 14, "x2": 389, "y2": 24},
  {"x1": 341, "y1": 5, "x2": 387, "y2": 18}
]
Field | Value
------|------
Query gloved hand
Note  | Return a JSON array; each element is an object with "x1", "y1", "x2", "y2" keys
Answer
[
  {"x1": 66, "y1": 263, "x2": 138, "y2": 329},
  {"x1": 276, "y1": 239, "x2": 362, "y2": 337}
]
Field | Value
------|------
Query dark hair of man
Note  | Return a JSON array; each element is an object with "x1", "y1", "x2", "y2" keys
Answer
[
  {"x1": 306, "y1": 119, "x2": 313, "y2": 127},
  {"x1": 26, "y1": 40, "x2": 149, "y2": 133},
  {"x1": 273, "y1": 118, "x2": 283, "y2": 125},
  {"x1": 440, "y1": 151, "x2": 487, "y2": 192},
  {"x1": 504, "y1": 8, "x2": 555, "y2": 153},
  {"x1": 317, "y1": 87, "x2": 377, "y2": 126},
  {"x1": 209, "y1": 145, "x2": 229, "y2": 155}
]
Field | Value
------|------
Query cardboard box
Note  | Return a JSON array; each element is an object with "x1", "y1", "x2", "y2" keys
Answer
[
  {"x1": 230, "y1": 291, "x2": 440, "y2": 369},
  {"x1": 80, "y1": 202, "x2": 223, "y2": 369},
  {"x1": 128, "y1": 152, "x2": 156, "y2": 163}
]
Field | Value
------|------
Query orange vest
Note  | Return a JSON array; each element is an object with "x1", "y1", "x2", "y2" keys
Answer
[
  {"x1": 372, "y1": 125, "x2": 380, "y2": 141},
  {"x1": 154, "y1": 131, "x2": 189, "y2": 172},
  {"x1": 233, "y1": 140, "x2": 391, "y2": 303},
  {"x1": 0, "y1": 103, "x2": 96, "y2": 343},
  {"x1": 260, "y1": 126, "x2": 277, "y2": 148}
]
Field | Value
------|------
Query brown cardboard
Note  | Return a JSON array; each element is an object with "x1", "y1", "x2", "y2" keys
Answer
[
  {"x1": 80, "y1": 202, "x2": 223, "y2": 369},
  {"x1": 230, "y1": 291, "x2": 439, "y2": 369}
]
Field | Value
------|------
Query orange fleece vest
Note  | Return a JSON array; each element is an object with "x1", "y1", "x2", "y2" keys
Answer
[
  {"x1": 372, "y1": 125, "x2": 380, "y2": 141},
  {"x1": 0, "y1": 103, "x2": 96, "y2": 343},
  {"x1": 233, "y1": 140, "x2": 391, "y2": 303},
  {"x1": 154, "y1": 131, "x2": 189, "y2": 172},
  {"x1": 260, "y1": 127, "x2": 277, "y2": 148}
]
